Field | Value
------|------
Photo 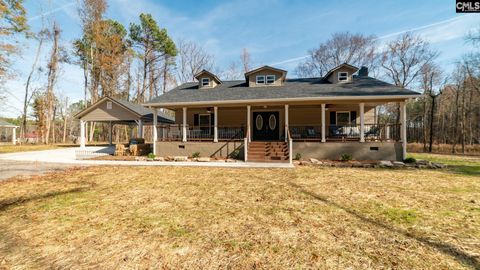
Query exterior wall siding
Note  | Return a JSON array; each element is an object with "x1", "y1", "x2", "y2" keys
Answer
[
  {"x1": 247, "y1": 69, "x2": 284, "y2": 87},
  {"x1": 293, "y1": 142, "x2": 402, "y2": 161},
  {"x1": 327, "y1": 66, "x2": 357, "y2": 84},
  {"x1": 81, "y1": 100, "x2": 139, "y2": 121}
]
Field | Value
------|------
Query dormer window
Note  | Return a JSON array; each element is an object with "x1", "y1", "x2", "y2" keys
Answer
[
  {"x1": 201, "y1": 77, "x2": 210, "y2": 87},
  {"x1": 266, "y1": 75, "x2": 275, "y2": 84},
  {"x1": 338, "y1": 72, "x2": 348, "y2": 82},
  {"x1": 256, "y1": 75, "x2": 265, "y2": 84}
]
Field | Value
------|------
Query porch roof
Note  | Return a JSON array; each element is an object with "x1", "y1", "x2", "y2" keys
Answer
[
  {"x1": 145, "y1": 76, "x2": 421, "y2": 107},
  {"x1": 0, "y1": 119, "x2": 18, "y2": 128}
]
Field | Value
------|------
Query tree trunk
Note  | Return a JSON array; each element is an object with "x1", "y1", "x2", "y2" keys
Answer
[{"x1": 45, "y1": 22, "x2": 60, "y2": 144}]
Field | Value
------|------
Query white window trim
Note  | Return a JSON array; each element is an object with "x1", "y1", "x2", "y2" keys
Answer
[
  {"x1": 256, "y1": 75, "x2": 266, "y2": 84},
  {"x1": 338, "y1": 72, "x2": 349, "y2": 82},
  {"x1": 201, "y1": 77, "x2": 210, "y2": 87},
  {"x1": 266, "y1": 75, "x2": 276, "y2": 84},
  {"x1": 106, "y1": 101, "x2": 112, "y2": 110},
  {"x1": 336, "y1": 111, "x2": 351, "y2": 125}
]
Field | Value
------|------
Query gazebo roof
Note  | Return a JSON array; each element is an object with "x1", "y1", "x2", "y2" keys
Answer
[{"x1": 0, "y1": 119, "x2": 19, "y2": 128}]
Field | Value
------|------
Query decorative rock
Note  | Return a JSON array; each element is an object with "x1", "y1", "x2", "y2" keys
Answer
[
  {"x1": 299, "y1": 161, "x2": 311, "y2": 166},
  {"x1": 174, "y1": 156, "x2": 188, "y2": 162},
  {"x1": 392, "y1": 161, "x2": 405, "y2": 167},
  {"x1": 416, "y1": 159, "x2": 428, "y2": 165},
  {"x1": 432, "y1": 162, "x2": 446, "y2": 169},
  {"x1": 197, "y1": 157, "x2": 211, "y2": 162},
  {"x1": 335, "y1": 162, "x2": 352, "y2": 168},
  {"x1": 154, "y1": 157, "x2": 165, "y2": 161},
  {"x1": 362, "y1": 164, "x2": 374, "y2": 168},
  {"x1": 352, "y1": 161, "x2": 364, "y2": 168},
  {"x1": 379, "y1": 160, "x2": 393, "y2": 167},
  {"x1": 146, "y1": 158, "x2": 154, "y2": 161},
  {"x1": 293, "y1": 161, "x2": 301, "y2": 165},
  {"x1": 226, "y1": 159, "x2": 236, "y2": 163},
  {"x1": 309, "y1": 158, "x2": 321, "y2": 164},
  {"x1": 135, "y1": 156, "x2": 146, "y2": 161}
]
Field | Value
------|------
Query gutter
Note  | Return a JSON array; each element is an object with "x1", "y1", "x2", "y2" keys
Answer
[{"x1": 143, "y1": 94, "x2": 422, "y2": 107}]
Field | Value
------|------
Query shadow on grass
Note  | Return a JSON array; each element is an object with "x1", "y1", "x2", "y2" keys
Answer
[
  {"x1": 288, "y1": 182, "x2": 480, "y2": 269},
  {"x1": 448, "y1": 165, "x2": 480, "y2": 177},
  {"x1": 0, "y1": 186, "x2": 90, "y2": 212}
]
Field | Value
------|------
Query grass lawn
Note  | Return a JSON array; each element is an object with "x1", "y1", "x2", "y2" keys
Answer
[
  {"x1": 0, "y1": 156, "x2": 479, "y2": 268},
  {"x1": 0, "y1": 144, "x2": 64, "y2": 154}
]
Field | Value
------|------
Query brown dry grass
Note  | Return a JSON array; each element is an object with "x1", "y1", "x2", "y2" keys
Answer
[
  {"x1": 408, "y1": 143, "x2": 480, "y2": 155},
  {"x1": 0, "y1": 164, "x2": 479, "y2": 269}
]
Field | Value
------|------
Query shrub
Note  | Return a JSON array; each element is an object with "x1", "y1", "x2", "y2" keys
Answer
[
  {"x1": 404, "y1": 157, "x2": 416, "y2": 163},
  {"x1": 191, "y1": 152, "x2": 200, "y2": 158},
  {"x1": 229, "y1": 149, "x2": 241, "y2": 160},
  {"x1": 294, "y1": 153, "x2": 302, "y2": 160},
  {"x1": 340, "y1": 153, "x2": 352, "y2": 161},
  {"x1": 147, "y1": 153, "x2": 156, "y2": 159}
]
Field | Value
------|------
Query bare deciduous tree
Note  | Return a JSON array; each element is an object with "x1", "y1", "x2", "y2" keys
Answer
[
  {"x1": 175, "y1": 39, "x2": 215, "y2": 84},
  {"x1": 295, "y1": 32, "x2": 379, "y2": 77},
  {"x1": 240, "y1": 48, "x2": 251, "y2": 73}
]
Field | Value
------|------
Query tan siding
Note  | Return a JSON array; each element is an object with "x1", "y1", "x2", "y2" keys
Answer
[
  {"x1": 81, "y1": 100, "x2": 140, "y2": 121},
  {"x1": 327, "y1": 66, "x2": 357, "y2": 83},
  {"x1": 198, "y1": 74, "x2": 218, "y2": 89},
  {"x1": 247, "y1": 69, "x2": 284, "y2": 87}
]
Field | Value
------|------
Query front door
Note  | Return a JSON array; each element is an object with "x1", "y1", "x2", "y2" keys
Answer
[{"x1": 252, "y1": 111, "x2": 279, "y2": 141}]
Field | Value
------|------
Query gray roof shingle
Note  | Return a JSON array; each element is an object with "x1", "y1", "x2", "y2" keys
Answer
[
  {"x1": 0, "y1": 119, "x2": 18, "y2": 127},
  {"x1": 146, "y1": 76, "x2": 420, "y2": 105}
]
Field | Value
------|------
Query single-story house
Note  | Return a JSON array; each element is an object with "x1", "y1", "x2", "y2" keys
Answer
[
  {"x1": 142, "y1": 63, "x2": 421, "y2": 162},
  {"x1": 0, "y1": 119, "x2": 19, "y2": 145},
  {"x1": 75, "y1": 96, "x2": 174, "y2": 147}
]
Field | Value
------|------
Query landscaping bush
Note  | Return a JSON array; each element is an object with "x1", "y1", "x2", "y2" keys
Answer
[
  {"x1": 147, "y1": 153, "x2": 156, "y2": 159},
  {"x1": 340, "y1": 154, "x2": 352, "y2": 161},
  {"x1": 229, "y1": 149, "x2": 241, "y2": 159},
  {"x1": 404, "y1": 157, "x2": 416, "y2": 163},
  {"x1": 191, "y1": 152, "x2": 200, "y2": 158},
  {"x1": 294, "y1": 153, "x2": 302, "y2": 160}
]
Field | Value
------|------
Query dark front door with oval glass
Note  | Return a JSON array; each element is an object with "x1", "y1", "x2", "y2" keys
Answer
[{"x1": 252, "y1": 111, "x2": 279, "y2": 141}]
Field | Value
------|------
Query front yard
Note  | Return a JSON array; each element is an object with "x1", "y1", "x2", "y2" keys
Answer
[{"x1": 0, "y1": 154, "x2": 479, "y2": 269}]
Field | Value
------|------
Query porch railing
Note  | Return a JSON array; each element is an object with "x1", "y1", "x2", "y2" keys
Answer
[
  {"x1": 289, "y1": 125, "x2": 322, "y2": 141},
  {"x1": 157, "y1": 125, "x2": 245, "y2": 141},
  {"x1": 288, "y1": 124, "x2": 401, "y2": 142}
]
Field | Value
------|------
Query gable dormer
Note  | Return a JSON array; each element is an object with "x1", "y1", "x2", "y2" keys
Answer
[
  {"x1": 194, "y1": 70, "x2": 222, "y2": 89},
  {"x1": 244, "y1": 66, "x2": 287, "y2": 87},
  {"x1": 324, "y1": 63, "x2": 358, "y2": 84}
]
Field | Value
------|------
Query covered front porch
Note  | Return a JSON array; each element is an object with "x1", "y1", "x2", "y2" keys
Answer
[{"x1": 149, "y1": 100, "x2": 408, "y2": 162}]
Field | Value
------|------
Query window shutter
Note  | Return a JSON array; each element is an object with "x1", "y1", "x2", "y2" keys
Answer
[
  {"x1": 350, "y1": 111, "x2": 357, "y2": 125},
  {"x1": 194, "y1": 114, "x2": 199, "y2": 126},
  {"x1": 330, "y1": 111, "x2": 336, "y2": 125}
]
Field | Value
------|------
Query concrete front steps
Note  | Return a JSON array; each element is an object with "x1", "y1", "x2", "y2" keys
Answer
[{"x1": 247, "y1": 141, "x2": 289, "y2": 162}]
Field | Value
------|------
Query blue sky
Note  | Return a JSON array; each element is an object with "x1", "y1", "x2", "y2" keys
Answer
[{"x1": 2, "y1": 0, "x2": 479, "y2": 117}]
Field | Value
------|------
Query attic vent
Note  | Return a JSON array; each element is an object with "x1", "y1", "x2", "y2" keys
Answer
[{"x1": 107, "y1": 101, "x2": 112, "y2": 110}]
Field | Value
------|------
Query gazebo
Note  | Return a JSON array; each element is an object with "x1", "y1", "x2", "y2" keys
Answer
[
  {"x1": 74, "y1": 97, "x2": 174, "y2": 148},
  {"x1": 0, "y1": 119, "x2": 18, "y2": 145}
]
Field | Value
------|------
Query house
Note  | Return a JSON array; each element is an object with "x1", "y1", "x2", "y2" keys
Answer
[{"x1": 143, "y1": 63, "x2": 421, "y2": 162}]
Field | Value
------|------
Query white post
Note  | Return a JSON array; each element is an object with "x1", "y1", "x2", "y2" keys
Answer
[
  {"x1": 182, "y1": 107, "x2": 187, "y2": 142},
  {"x1": 80, "y1": 120, "x2": 86, "y2": 148},
  {"x1": 360, "y1": 102, "x2": 365, "y2": 142},
  {"x1": 108, "y1": 121, "x2": 113, "y2": 145},
  {"x1": 12, "y1": 127, "x2": 16, "y2": 145},
  {"x1": 284, "y1": 104, "x2": 289, "y2": 142},
  {"x1": 247, "y1": 105, "x2": 251, "y2": 142},
  {"x1": 289, "y1": 138, "x2": 293, "y2": 164},
  {"x1": 214, "y1": 106, "x2": 218, "y2": 142},
  {"x1": 321, "y1": 104, "x2": 326, "y2": 143},
  {"x1": 153, "y1": 108, "x2": 158, "y2": 155},
  {"x1": 244, "y1": 137, "x2": 248, "y2": 162},
  {"x1": 137, "y1": 120, "x2": 143, "y2": 138},
  {"x1": 386, "y1": 125, "x2": 391, "y2": 141},
  {"x1": 400, "y1": 101, "x2": 407, "y2": 160}
]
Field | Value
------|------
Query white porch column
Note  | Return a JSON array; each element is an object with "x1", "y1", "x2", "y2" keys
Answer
[
  {"x1": 80, "y1": 120, "x2": 86, "y2": 148},
  {"x1": 137, "y1": 120, "x2": 143, "y2": 138},
  {"x1": 12, "y1": 127, "x2": 16, "y2": 145},
  {"x1": 359, "y1": 102, "x2": 365, "y2": 142},
  {"x1": 108, "y1": 121, "x2": 113, "y2": 145},
  {"x1": 182, "y1": 107, "x2": 187, "y2": 142},
  {"x1": 321, "y1": 104, "x2": 326, "y2": 143},
  {"x1": 152, "y1": 108, "x2": 158, "y2": 155},
  {"x1": 214, "y1": 106, "x2": 218, "y2": 142},
  {"x1": 284, "y1": 104, "x2": 289, "y2": 142},
  {"x1": 247, "y1": 105, "x2": 251, "y2": 142},
  {"x1": 400, "y1": 101, "x2": 407, "y2": 160}
]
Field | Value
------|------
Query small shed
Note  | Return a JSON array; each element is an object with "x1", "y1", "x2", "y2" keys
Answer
[
  {"x1": 75, "y1": 97, "x2": 174, "y2": 147},
  {"x1": 0, "y1": 119, "x2": 19, "y2": 145}
]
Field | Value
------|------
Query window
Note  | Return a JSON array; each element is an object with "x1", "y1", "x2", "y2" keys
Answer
[
  {"x1": 336, "y1": 111, "x2": 350, "y2": 125},
  {"x1": 268, "y1": 114, "x2": 276, "y2": 130},
  {"x1": 338, "y1": 72, "x2": 348, "y2": 81},
  {"x1": 255, "y1": 115, "x2": 263, "y2": 130},
  {"x1": 266, "y1": 75, "x2": 275, "y2": 84},
  {"x1": 199, "y1": 114, "x2": 211, "y2": 133},
  {"x1": 107, "y1": 101, "x2": 112, "y2": 110},
  {"x1": 256, "y1": 75, "x2": 265, "y2": 84},
  {"x1": 201, "y1": 77, "x2": 210, "y2": 86}
]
